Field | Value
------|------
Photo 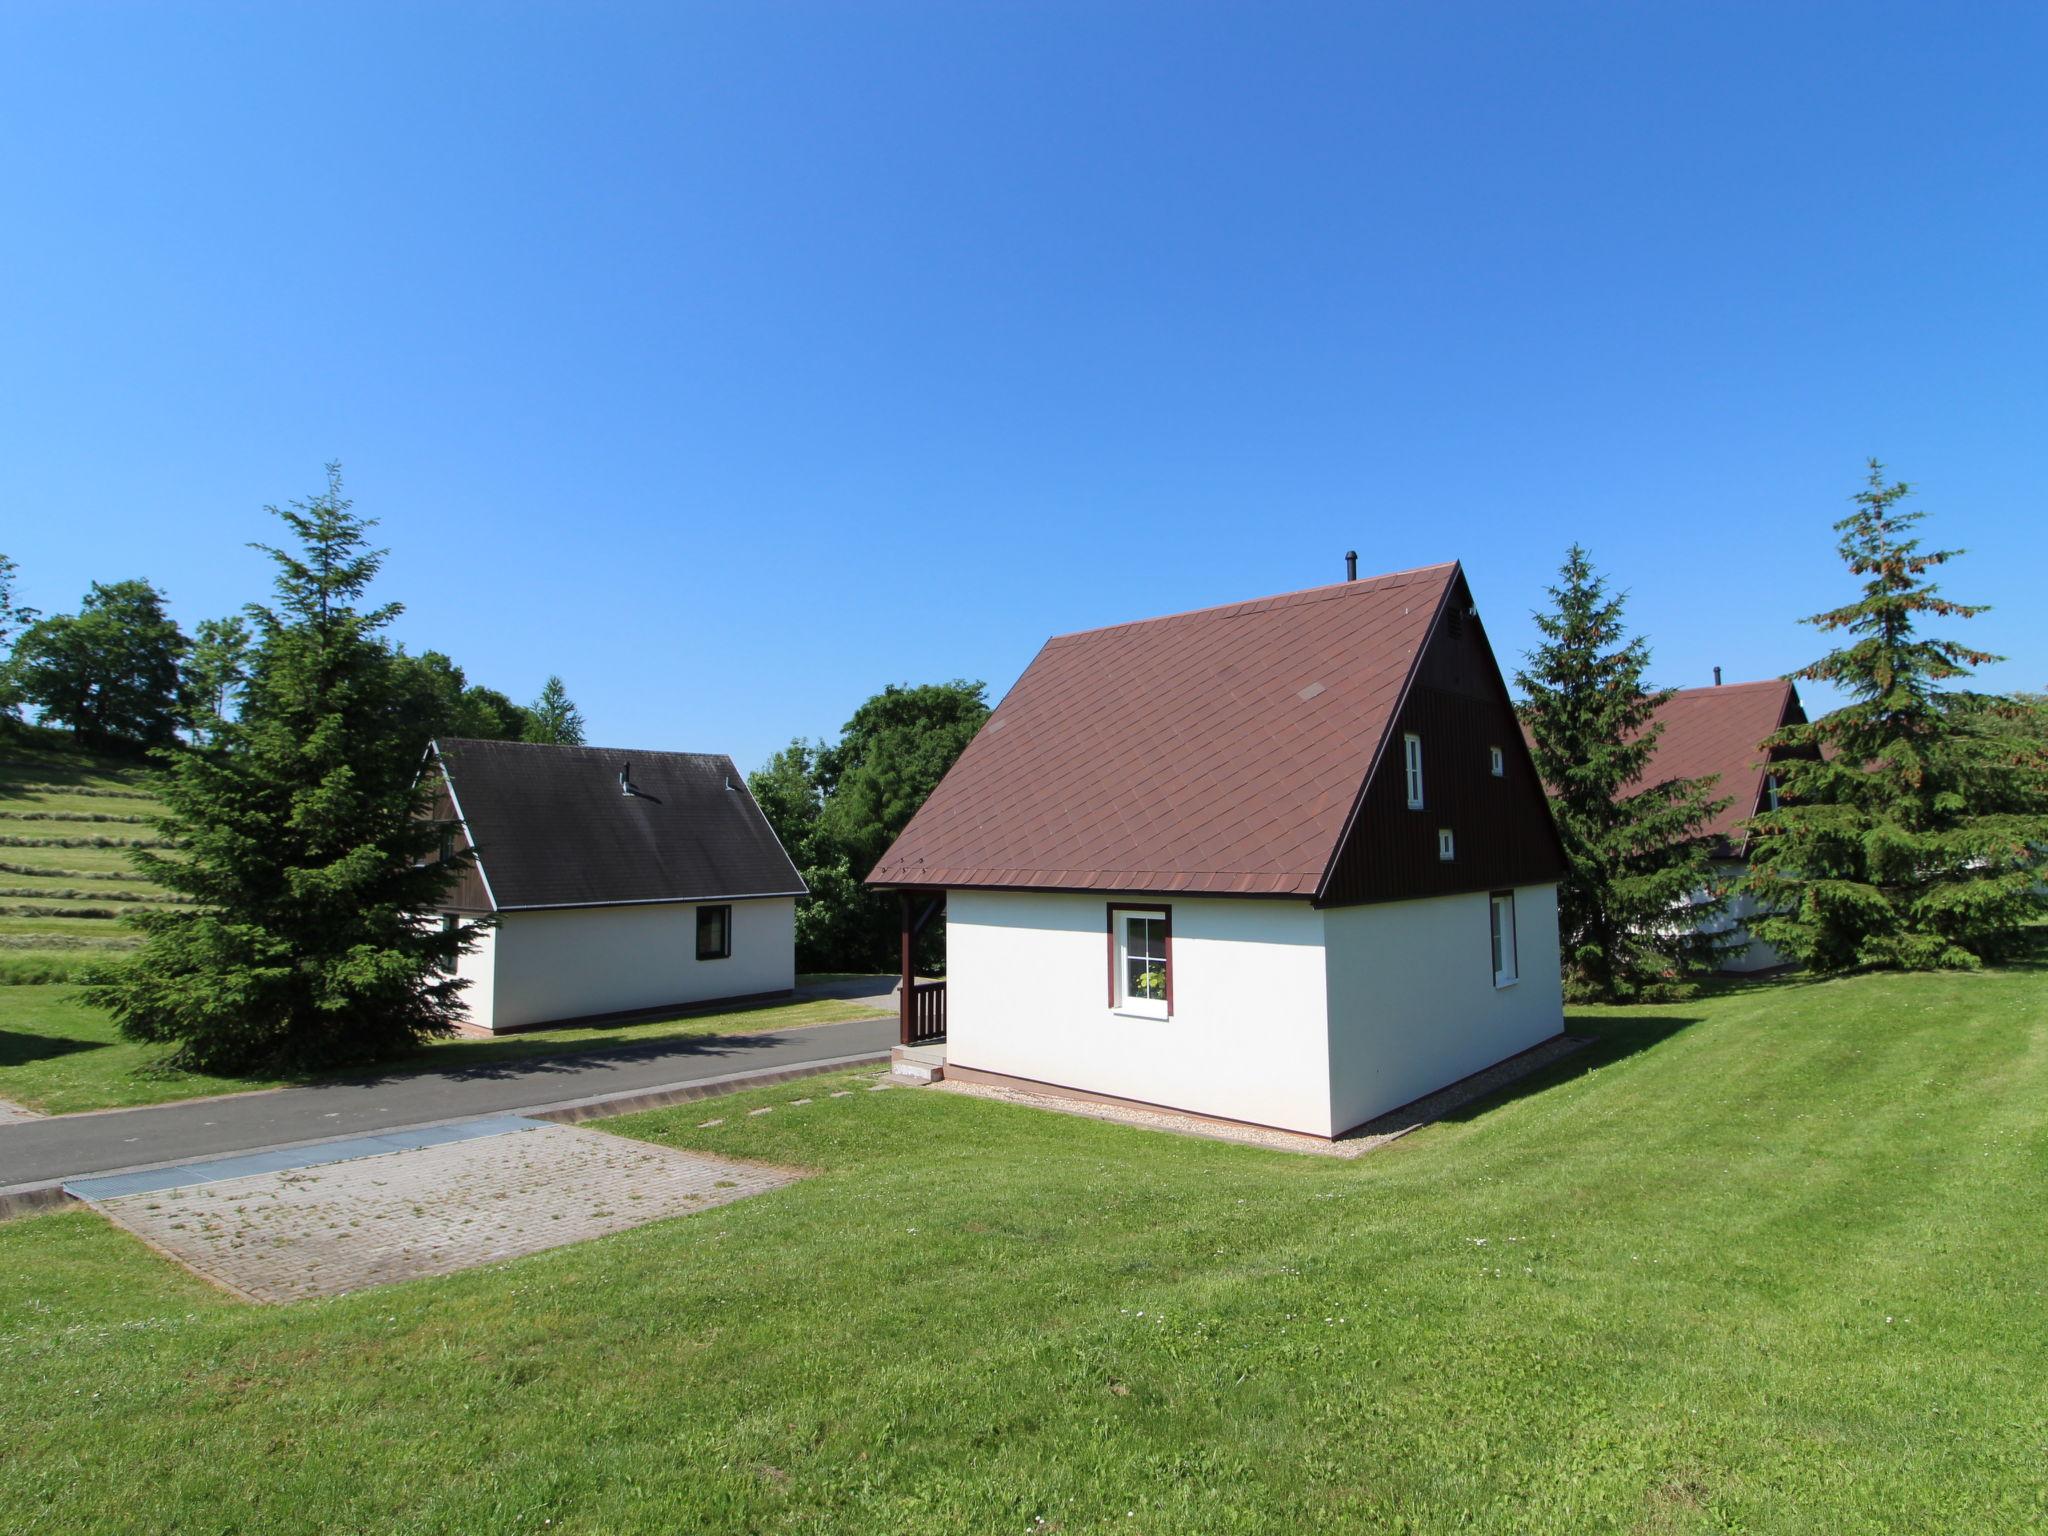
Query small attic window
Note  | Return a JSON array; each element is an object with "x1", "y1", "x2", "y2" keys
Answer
[
  {"x1": 1404, "y1": 734, "x2": 1425, "y2": 810},
  {"x1": 1489, "y1": 745, "x2": 1505, "y2": 777},
  {"x1": 1438, "y1": 828, "x2": 1455, "y2": 861}
]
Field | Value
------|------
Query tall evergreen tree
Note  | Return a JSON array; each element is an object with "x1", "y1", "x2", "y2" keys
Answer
[
  {"x1": 83, "y1": 467, "x2": 473, "y2": 1073},
  {"x1": 523, "y1": 675, "x2": 586, "y2": 745},
  {"x1": 1742, "y1": 463, "x2": 2047, "y2": 971},
  {"x1": 1517, "y1": 546, "x2": 1732, "y2": 1001},
  {"x1": 14, "y1": 578, "x2": 188, "y2": 751}
]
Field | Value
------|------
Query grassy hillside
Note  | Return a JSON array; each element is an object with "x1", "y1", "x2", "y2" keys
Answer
[
  {"x1": 0, "y1": 743, "x2": 171, "y2": 984},
  {"x1": 3, "y1": 955, "x2": 2042, "y2": 1533}
]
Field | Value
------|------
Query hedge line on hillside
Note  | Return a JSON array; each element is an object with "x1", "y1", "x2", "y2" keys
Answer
[
  {"x1": 0, "y1": 835, "x2": 168, "y2": 849},
  {"x1": 0, "y1": 810, "x2": 158, "y2": 825},
  {"x1": 0, "y1": 860, "x2": 162, "y2": 882},
  {"x1": 0, "y1": 782, "x2": 157, "y2": 800}
]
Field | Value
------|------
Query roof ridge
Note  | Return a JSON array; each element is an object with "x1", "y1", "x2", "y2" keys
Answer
[
  {"x1": 1042, "y1": 561, "x2": 1458, "y2": 646},
  {"x1": 1660, "y1": 679, "x2": 1790, "y2": 699},
  {"x1": 435, "y1": 738, "x2": 734, "y2": 763}
]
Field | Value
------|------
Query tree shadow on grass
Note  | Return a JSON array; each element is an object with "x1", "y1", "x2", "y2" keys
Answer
[
  {"x1": 1429, "y1": 1011, "x2": 1707, "y2": 1129},
  {"x1": 0, "y1": 1029, "x2": 109, "y2": 1068}
]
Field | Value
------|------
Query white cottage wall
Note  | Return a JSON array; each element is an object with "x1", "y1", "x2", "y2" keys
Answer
[
  {"x1": 945, "y1": 889, "x2": 1337, "y2": 1135},
  {"x1": 477, "y1": 896, "x2": 796, "y2": 1031},
  {"x1": 1321, "y1": 884, "x2": 1564, "y2": 1133}
]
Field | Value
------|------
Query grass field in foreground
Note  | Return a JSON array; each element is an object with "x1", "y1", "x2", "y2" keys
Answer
[
  {"x1": 0, "y1": 985, "x2": 888, "y2": 1114},
  {"x1": 4, "y1": 955, "x2": 2044, "y2": 1533}
]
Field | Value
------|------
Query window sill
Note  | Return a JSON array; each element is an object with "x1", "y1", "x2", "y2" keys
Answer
[
  {"x1": 1111, "y1": 1007, "x2": 1170, "y2": 1022},
  {"x1": 1493, "y1": 978, "x2": 1519, "y2": 990}
]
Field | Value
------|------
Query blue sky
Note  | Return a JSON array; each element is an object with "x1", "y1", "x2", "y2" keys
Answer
[{"x1": 4, "y1": 2, "x2": 2043, "y2": 771}]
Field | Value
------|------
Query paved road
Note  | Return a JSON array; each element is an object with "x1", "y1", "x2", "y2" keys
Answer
[{"x1": 0, "y1": 1013, "x2": 896, "y2": 1193}]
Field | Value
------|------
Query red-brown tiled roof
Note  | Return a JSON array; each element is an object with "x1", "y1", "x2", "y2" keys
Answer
[
  {"x1": 867, "y1": 563, "x2": 1460, "y2": 896},
  {"x1": 1633, "y1": 679, "x2": 1803, "y2": 847}
]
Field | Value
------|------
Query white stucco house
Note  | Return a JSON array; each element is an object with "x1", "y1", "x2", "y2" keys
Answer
[
  {"x1": 868, "y1": 560, "x2": 1568, "y2": 1140},
  {"x1": 426, "y1": 738, "x2": 806, "y2": 1032}
]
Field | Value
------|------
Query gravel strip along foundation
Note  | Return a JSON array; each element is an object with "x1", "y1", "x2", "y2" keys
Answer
[
  {"x1": 80, "y1": 1121, "x2": 804, "y2": 1302},
  {"x1": 933, "y1": 1033, "x2": 1593, "y2": 1158}
]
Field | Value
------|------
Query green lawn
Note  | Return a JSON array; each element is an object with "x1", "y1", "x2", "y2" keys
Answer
[
  {"x1": 4, "y1": 959, "x2": 2043, "y2": 1533},
  {"x1": 0, "y1": 984, "x2": 891, "y2": 1114}
]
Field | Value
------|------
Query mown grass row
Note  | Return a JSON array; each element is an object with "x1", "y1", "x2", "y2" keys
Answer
[{"x1": 0, "y1": 747, "x2": 167, "y2": 989}]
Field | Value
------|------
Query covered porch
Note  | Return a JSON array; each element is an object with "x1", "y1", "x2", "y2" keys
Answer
[{"x1": 893, "y1": 890, "x2": 947, "y2": 1077}]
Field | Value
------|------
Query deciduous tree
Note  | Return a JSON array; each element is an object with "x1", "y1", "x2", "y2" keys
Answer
[
  {"x1": 14, "y1": 579, "x2": 188, "y2": 751},
  {"x1": 0, "y1": 553, "x2": 37, "y2": 724},
  {"x1": 184, "y1": 615, "x2": 253, "y2": 744}
]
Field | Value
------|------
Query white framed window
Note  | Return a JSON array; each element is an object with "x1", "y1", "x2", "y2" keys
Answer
[
  {"x1": 1489, "y1": 745, "x2": 1505, "y2": 777},
  {"x1": 1490, "y1": 892, "x2": 1518, "y2": 988},
  {"x1": 1404, "y1": 733, "x2": 1425, "y2": 809},
  {"x1": 1765, "y1": 773, "x2": 1781, "y2": 812},
  {"x1": 1437, "y1": 828, "x2": 1455, "y2": 861},
  {"x1": 1110, "y1": 905, "x2": 1171, "y2": 1018}
]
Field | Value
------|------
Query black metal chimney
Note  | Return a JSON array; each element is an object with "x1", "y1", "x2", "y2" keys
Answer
[
  {"x1": 1344, "y1": 550, "x2": 1358, "y2": 582},
  {"x1": 1713, "y1": 667, "x2": 1722, "y2": 686}
]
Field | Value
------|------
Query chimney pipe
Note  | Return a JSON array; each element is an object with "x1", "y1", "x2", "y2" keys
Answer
[
  {"x1": 1344, "y1": 550, "x2": 1358, "y2": 582},
  {"x1": 1713, "y1": 667, "x2": 1722, "y2": 687}
]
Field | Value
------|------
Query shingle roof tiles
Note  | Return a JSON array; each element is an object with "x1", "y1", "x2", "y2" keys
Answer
[
  {"x1": 434, "y1": 738, "x2": 807, "y2": 910},
  {"x1": 868, "y1": 562, "x2": 1459, "y2": 896},
  {"x1": 1630, "y1": 679, "x2": 1802, "y2": 848}
]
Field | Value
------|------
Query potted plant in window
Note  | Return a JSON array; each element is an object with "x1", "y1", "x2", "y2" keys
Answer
[{"x1": 1133, "y1": 965, "x2": 1166, "y2": 1002}]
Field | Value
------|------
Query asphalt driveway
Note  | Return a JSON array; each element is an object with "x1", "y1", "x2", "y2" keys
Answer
[{"x1": 0, "y1": 1012, "x2": 895, "y2": 1196}]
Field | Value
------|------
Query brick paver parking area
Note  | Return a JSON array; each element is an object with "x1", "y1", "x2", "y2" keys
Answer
[{"x1": 85, "y1": 1122, "x2": 804, "y2": 1303}]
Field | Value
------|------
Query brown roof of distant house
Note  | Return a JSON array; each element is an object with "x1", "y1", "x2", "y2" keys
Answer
[
  {"x1": 1632, "y1": 679, "x2": 1805, "y2": 849},
  {"x1": 432, "y1": 738, "x2": 807, "y2": 911},
  {"x1": 867, "y1": 562, "x2": 1463, "y2": 897}
]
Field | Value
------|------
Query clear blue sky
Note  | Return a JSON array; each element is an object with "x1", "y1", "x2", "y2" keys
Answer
[{"x1": 4, "y1": 2, "x2": 2042, "y2": 771}]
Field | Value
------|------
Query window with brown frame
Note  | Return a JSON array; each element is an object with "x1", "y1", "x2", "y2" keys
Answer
[{"x1": 1106, "y1": 903, "x2": 1172, "y2": 1017}]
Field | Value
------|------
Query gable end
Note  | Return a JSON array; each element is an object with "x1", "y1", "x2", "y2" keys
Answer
[{"x1": 1316, "y1": 574, "x2": 1564, "y2": 906}]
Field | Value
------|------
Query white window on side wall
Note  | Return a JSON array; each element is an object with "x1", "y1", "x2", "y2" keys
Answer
[
  {"x1": 1490, "y1": 892, "x2": 1518, "y2": 988},
  {"x1": 1404, "y1": 733, "x2": 1424, "y2": 809},
  {"x1": 1489, "y1": 745, "x2": 1505, "y2": 776},
  {"x1": 1109, "y1": 905, "x2": 1171, "y2": 1018},
  {"x1": 1438, "y1": 828, "x2": 1455, "y2": 861}
]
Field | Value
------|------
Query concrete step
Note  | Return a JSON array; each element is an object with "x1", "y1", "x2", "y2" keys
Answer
[{"x1": 890, "y1": 1043, "x2": 947, "y2": 1083}]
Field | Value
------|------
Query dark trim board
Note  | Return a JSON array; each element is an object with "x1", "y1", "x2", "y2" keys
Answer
[{"x1": 456, "y1": 986, "x2": 798, "y2": 1036}]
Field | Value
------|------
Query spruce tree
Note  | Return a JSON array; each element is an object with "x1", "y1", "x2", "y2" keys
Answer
[
  {"x1": 1742, "y1": 463, "x2": 2047, "y2": 971},
  {"x1": 1517, "y1": 546, "x2": 1733, "y2": 1001},
  {"x1": 83, "y1": 467, "x2": 473, "y2": 1073},
  {"x1": 523, "y1": 675, "x2": 586, "y2": 745}
]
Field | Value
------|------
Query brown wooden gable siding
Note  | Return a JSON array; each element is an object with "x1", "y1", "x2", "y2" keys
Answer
[
  {"x1": 1317, "y1": 574, "x2": 1565, "y2": 907},
  {"x1": 423, "y1": 770, "x2": 494, "y2": 914}
]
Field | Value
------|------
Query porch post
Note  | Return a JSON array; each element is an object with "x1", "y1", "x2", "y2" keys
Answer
[{"x1": 899, "y1": 892, "x2": 914, "y2": 1047}]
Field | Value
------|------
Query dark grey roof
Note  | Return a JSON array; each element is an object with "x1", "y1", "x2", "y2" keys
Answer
[{"x1": 431, "y1": 738, "x2": 806, "y2": 911}]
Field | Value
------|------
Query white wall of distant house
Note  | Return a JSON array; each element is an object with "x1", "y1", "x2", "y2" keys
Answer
[
  {"x1": 451, "y1": 896, "x2": 796, "y2": 1031},
  {"x1": 450, "y1": 919, "x2": 497, "y2": 1027},
  {"x1": 1322, "y1": 884, "x2": 1564, "y2": 1133},
  {"x1": 945, "y1": 889, "x2": 1336, "y2": 1136},
  {"x1": 1695, "y1": 859, "x2": 1789, "y2": 973}
]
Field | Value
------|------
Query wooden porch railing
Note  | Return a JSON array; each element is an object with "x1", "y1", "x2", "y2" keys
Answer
[
  {"x1": 899, "y1": 891, "x2": 947, "y2": 1045},
  {"x1": 904, "y1": 980, "x2": 947, "y2": 1045}
]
